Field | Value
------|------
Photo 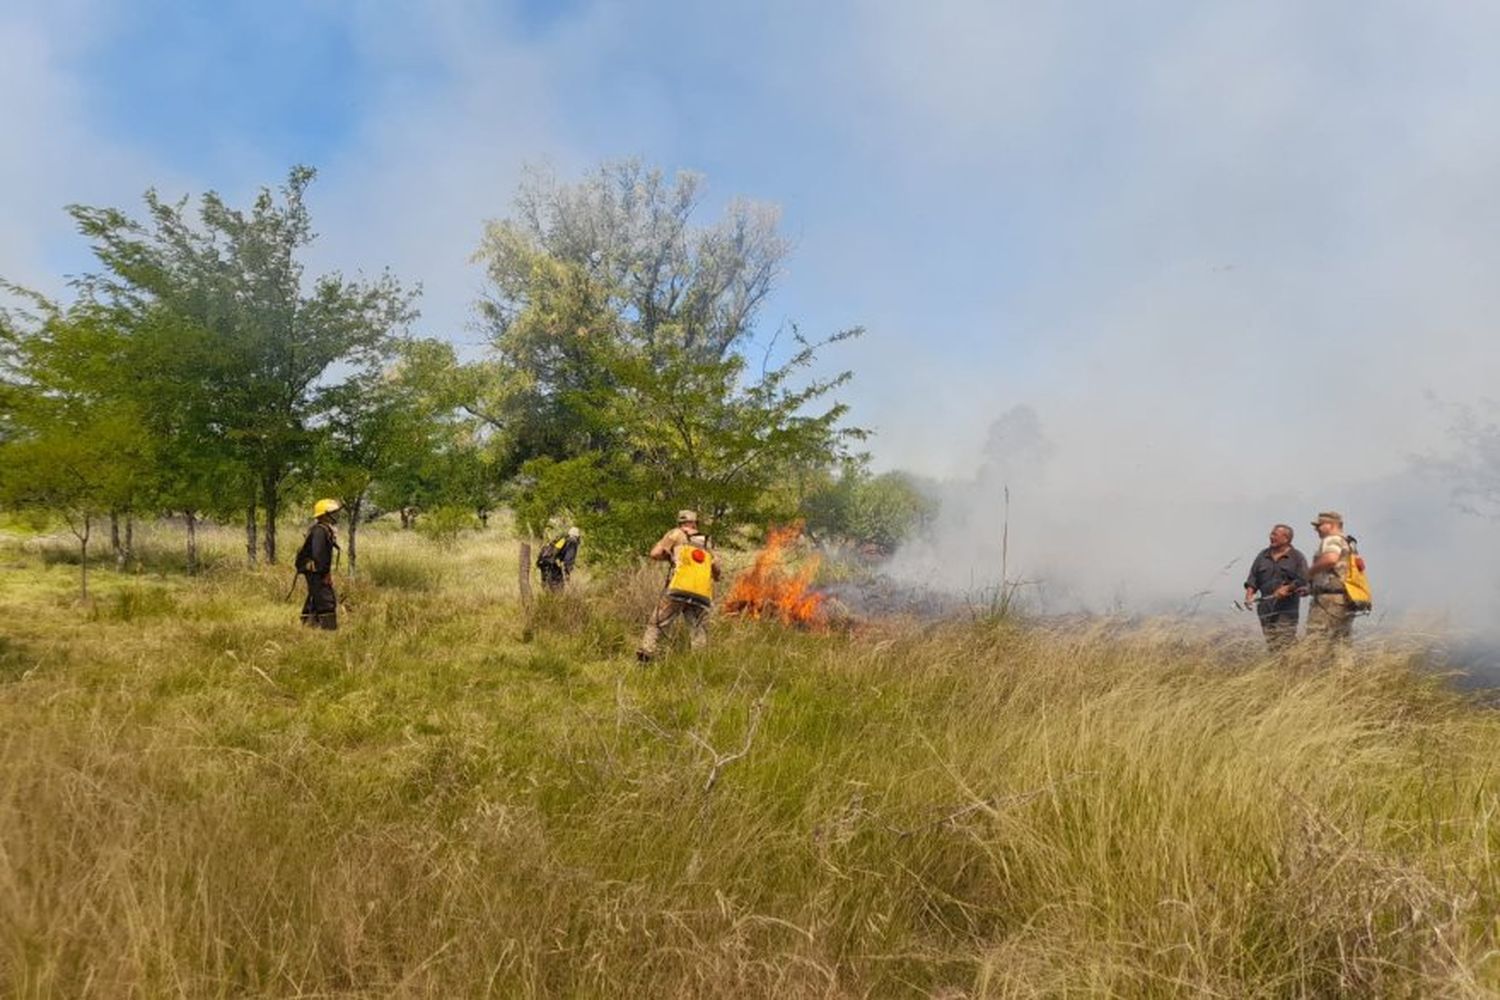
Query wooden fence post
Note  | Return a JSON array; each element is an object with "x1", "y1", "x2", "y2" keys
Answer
[{"x1": 518, "y1": 541, "x2": 533, "y2": 608}]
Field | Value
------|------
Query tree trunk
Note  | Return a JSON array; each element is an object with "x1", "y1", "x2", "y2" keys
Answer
[
  {"x1": 124, "y1": 515, "x2": 134, "y2": 571},
  {"x1": 400, "y1": 507, "x2": 413, "y2": 530},
  {"x1": 478, "y1": 509, "x2": 489, "y2": 529},
  {"x1": 347, "y1": 496, "x2": 362, "y2": 577},
  {"x1": 185, "y1": 511, "x2": 199, "y2": 575},
  {"x1": 262, "y1": 478, "x2": 279, "y2": 564},
  {"x1": 518, "y1": 542, "x2": 533, "y2": 608},
  {"x1": 110, "y1": 511, "x2": 122, "y2": 569},
  {"x1": 245, "y1": 500, "x2": 258, "y2": 566},
  {"x1": 79, "y1": 515, "x2": 91, "y2": 602}
]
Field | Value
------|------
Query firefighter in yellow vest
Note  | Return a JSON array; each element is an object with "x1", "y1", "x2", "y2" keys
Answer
[{"x1": 637, "y1": 510, "x2": 720, "y2": 662}]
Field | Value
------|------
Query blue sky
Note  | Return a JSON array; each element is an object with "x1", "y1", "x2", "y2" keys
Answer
[
  {"x1": 7, "y1": 0, "x2": 1500, "y2": 613},
  {"x1": 83, "y1": 4, "x2": 366, "y2": 167}
]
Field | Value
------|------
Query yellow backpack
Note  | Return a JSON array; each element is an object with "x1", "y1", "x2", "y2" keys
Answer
[
  {"x1": 667, "y1": 535, "x2": 715, "y2": 605},
  {"x1": 1343, "y1": 536, "x2": 1372, "y2": 613}
]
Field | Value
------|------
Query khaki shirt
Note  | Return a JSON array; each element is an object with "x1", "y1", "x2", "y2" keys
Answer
[
  {"x1": 651, "y1": 527, "x2": 713, "y2": 563},
  {"x1": 1310, "y1": 533, "x2": 1350, "y2": 593},
  {"x1": 651, "y1": 527, "x2": 689, "y2": 563}
]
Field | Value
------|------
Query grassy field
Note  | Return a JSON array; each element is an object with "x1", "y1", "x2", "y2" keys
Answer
[{"x1": 2, "y1": 520, "x2": 1499, "y2": 997}]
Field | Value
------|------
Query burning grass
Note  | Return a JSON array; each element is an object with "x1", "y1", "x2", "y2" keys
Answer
[{"x1": 722, "y1": 523, "x2": 829, "y2": 628}]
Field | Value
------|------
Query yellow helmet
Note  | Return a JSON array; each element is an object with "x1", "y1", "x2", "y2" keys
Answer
[{"x1": 313, "y1": 498, "x2": 343, "y2": 519}]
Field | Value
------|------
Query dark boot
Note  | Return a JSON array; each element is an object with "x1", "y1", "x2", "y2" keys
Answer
[{"x1": 302, "y1": 574, "x2": 338, "y2": 630}]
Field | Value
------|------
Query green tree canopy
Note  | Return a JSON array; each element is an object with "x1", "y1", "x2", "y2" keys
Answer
[
  {"x1": 803, "y1": 464, "x2": 936, "y2": 553},
  {"x1": 322, "y1": 338, "x2": 487, "y2": 571},
  {"x1": 473, "y1": 162, "x2": 864, "y2": 556},
  {"x1": 0, "y1": 296, "x2": 155, "y2": 596},
  {"x1": 68, "y1": 166, "x2": 416, "y2": 563}
]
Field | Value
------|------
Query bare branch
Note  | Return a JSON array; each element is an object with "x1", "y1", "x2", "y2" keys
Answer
[{"x1": 692, "y1": 683, "x2": 774, "y2": 792}]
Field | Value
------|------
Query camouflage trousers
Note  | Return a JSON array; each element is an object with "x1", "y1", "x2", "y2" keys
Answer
[
  {"x1": 1306, "y1": 592, "x2": 1353, "y2": 643},
  {"x1": 638, "y1": 597, "x2": 709, "y2": 656}
]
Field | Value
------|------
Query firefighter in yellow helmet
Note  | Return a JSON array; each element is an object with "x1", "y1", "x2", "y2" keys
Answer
[
  {"x1": 637, "y1": 509, "x2": 720, "y2": 662},
  {"x1": 296, "y1": 499, "x2": 342, "y2": 629}
]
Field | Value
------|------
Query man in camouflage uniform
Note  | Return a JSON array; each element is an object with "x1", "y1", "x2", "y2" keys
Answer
[
  {"x1": 637, "y1": 510, "x2": 719, "y2": 662},
  {"x1": 1305, "y1": 510, "x2": 1354, "y2": 645}
]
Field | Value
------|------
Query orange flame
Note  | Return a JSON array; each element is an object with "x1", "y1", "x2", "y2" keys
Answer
[{"x1": 723, "y1": 523, "x2": 827, "y2": 628}]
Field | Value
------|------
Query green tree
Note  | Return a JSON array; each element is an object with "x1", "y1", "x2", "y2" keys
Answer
[
  {"x1": 473, "y1": 161, "x2": 796, "y2": 473},
  {"x1": 69, "y1": 165, "x2": 415, "y2": 564},
  {"x1": 483, "y1": 160, "x2": 787, "y2": 361},
  {"x1": 501, "y1": 301, "x2": 864, "y2": 558},
  {"x1": 510, "y1": 451, "x2": 658, "y2": 557},
  {"x1": 803, "y1": 464, "x2": 936, "y2": 553},
  {"x1": 321, "y1": 339, "x2": 469, "y2": 574},
  {"x1": 0, "y1": 297, "x2": 154, "y2": 598},
  {"x1": 126, "y1": 303, "x2": 242, "y2": 573},
  {"x1": 473, "y1": 163, "x2": 863, "y2": 555},
  {"x1": 437, "y1": 431, "x2": 504, "y2": 528}
]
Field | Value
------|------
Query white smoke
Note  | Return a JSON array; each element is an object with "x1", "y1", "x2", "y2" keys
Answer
[{"x1": 887, "y1": 402, "x2": 1500, "y2": 645}]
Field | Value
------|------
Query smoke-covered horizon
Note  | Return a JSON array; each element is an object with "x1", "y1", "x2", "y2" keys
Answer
[{"x1": 884, "y1": 403, "x2": 1500, "y2": 641}]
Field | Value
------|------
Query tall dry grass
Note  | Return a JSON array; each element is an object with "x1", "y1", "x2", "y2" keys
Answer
[{"x1": 0, "y1": 522, "x2": 1498, "y2": 996}]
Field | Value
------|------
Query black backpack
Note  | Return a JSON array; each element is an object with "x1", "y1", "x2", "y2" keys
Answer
[{"x1": 536, "y1": 537, "x2": 564, "y2": 569}]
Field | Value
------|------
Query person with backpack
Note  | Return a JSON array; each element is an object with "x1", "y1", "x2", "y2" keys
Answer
[
  {"x1": 1243, "y1": 523, "x2": 1309, "y2": 651},
  {"x1": 636, "y1": 509, "x2": 720, "y2": 663},
  {"x1": 296, "y1": 499, "x2": 342, "y2": 630},
  {"x1": 536, "y1": 526, "x2": 581, "y2": 592},
  {"x1": 1306, "y1": 510, "x2": 1357, "y2": 645}
]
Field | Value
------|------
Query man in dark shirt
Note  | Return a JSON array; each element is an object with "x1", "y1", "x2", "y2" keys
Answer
[
  {"x1": 1243, "y1": 523, "x2": 1308, "y2": 651},
  {"x1": 537, "y1": 526, "x2": 581, "y2": 592},
  {"x1": 296, "y1": 499, "x2": 342, "y2": 630}
]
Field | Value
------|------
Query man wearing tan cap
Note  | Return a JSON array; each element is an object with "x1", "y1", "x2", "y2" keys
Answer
[
  {"x1": 1305, "y1": 511, "x2": 1354, "y2": 644},
  {"x1": 637, "y1": 509, "x2": 721, "y2": 662}
]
